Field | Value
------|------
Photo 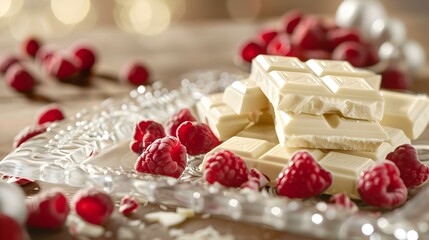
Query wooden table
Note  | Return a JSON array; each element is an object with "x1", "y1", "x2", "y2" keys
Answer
[{"x1": 1, "y1": 18, "x2": 428, "y2": 240}]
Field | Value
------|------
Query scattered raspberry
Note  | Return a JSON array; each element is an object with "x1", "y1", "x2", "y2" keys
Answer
[
  {"x1": 26, "y1": 188, "x2": 70, "y2": 229},
  {"x1": 239, "y1": 40, "x2": 265, "y2": 63},
  {"x1": 13, "y1": 124, "x2": 47, "y2": 148},
  {"x1": 36, "y1": 45, "x2": 57, "y2": 66},
  {"x1": 266, "y1": 34, "x2": 301, "y2": 57},
  {"x1": 281, "y1": 10, "x2": 304, "y2": 34},
  {"x1": 165, "y1": 108, "x2": 197, "y2": 137},
  {"x1": 131, "y1": 120, "x2": 166, "y2": 154},
  {"x1": 176, "y1": 121, "x2": 220, "y2": 156},
  {"x1": 119, "y1": 195, "x2": 139, "y2": 215},
  {"x1": 257, "y1": 28, "x2": 278, "y2": 46},
  {"x1": 386, "y1": 144, "x2": 429, "y2": 188},
  {"x1": 47, "y1": 54, "x2": 79, "y2": 80},
  {"x1": 35, "y1": 104, "x2": 65, "y2": 125},
  {"x1": 72, "y1": 44, "x2": 96, "y2": 71},
  {"x1": 0, "y1": 54, "x2": 20, "y2": 74},
  {"x1": 241, "y1": 168, "x2": 270, "y2": 191},
  {"x1": 381, "y1": 65, "x2": 410, "y2": 90},
  {"x1": 327, "y1": 28, "x2": 361, "y2": 50},
  {"x1": 135, "y1": 136, "x2": 187, "y2": 178},
  {"x1": 204, "y1": 150, "x2": 248, "y2": 187},
  {"x1": 291, "y1": 17, "x2": 328, "y2": 50},
  {"x1": 1, "y1": 175, "x2": 34, "y2": 186},
  {"x1": 22, "y1": 36, "x2": 42, "y2": 58},
  {"x1": 357, "y1": 161, "x2": 407, "y2": 208},
  {"x1": 332, "y1": 41, "x2": 369, "y2": 67},
  {"x1": 5, "y1": 64, "x2": 36, "y2": 92},
  {"x1": 120, "y1": 61, "x2": 150, "y2": 86},
  {"x1": 0, "y1": 212, "x2": 25, "y2": 240},
  {"x1": 72, "y1": 187, "x2": 114, "y2": 225},
  {"x1": 301, "y1": 49, "x2": 331, "y2": 61},
  {"x1": 328, "y1": 193, "x2": 358, "y2": 213},
  {"x1": 276, "y1": 151, "x2": 332, "y2": 198}
]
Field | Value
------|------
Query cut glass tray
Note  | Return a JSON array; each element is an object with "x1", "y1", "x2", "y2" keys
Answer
[{"x1": 1, "y1": 69, "x2": 429, "y2": 240}]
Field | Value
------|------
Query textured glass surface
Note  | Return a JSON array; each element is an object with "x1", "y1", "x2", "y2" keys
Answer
[{"x1": 1, "y1": 69, "x2": 429, "y2": 239}]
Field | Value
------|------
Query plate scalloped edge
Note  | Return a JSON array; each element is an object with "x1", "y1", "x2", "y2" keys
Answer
[{"x1": 1, "y1": 69, "x2": 429, "y2": 240}]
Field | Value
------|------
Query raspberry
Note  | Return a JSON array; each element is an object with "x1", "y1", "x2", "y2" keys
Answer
[
  {"x1": 241, "y1": 168, "x2": 270, "y2": 191},
  {"x1": 176, "y1": 121, "x2": 220, "y2": 156},
  {"x1": 332, "y1": 41, "x2": 369, "y2": 67},
  {"x1": 47, "y1": 54, "x2": 79, "y2": 80},
  {"x1": 0, "y1": 54, "x2": 20, "y2": 74},
  {"x1": 204, "y1": 150, "x2": 248, "y2": 187},
  {"x1": 276, "y1": 151, "x2": 332, "y2": 198},
  {"x1": 26, "y1": 188, "x2": 70, "y2": 229},
  {"x1": 386, "y1": 144, "x2": 429, "y2": 188},
  {"x1": 35, "y1": 105, "x2": 65, "y2": 125},
  {"x1": 5, "y1": 64, "x2": 36, "y2": 92},
  {"x1": 13, "y1": 125, "x2": 47, "y2": 148},
  {"x1": 328, "y1": 193, "x2": 358, "y2": 213},
  {"x1": 326, "y1": 28, "x2": 361, "y2": 50},
  {"x1": 131, "y1": 120, "x2": 166, "y2": 154},
  {"x1": 266, "y1": 34, "x2": 301, "y2": 57},
  {"x1": 72, "y1": 187, "x2": 114, "y2": 225},
  {"x1": 36, "y1": 45, "x2": 57, "y2": 66},
  {"x1": 22, "y1": 36, "x2": 42, "y2": 58},
  {"x1": 357, "y1": 161, "x2": 407, "y2": 208},
  {"x1": 165, "y1": 108, "x2": 197, "y2": 137},
  {"x1": 239, "y1": 40, "x2": 265, "y2": 63},
  {"x1": 119, "y1": 195, "x2": 139, "y2": 215},
  {"x1": 72, "y1": 44, "x2": 96, "y2": 71},
  {"x1": 1, "y1": 175, "x2": 34, "y2": 186},
  {"x1": 380, "y1": 65, "x2": 410, "y2": 90},
  {"x1": 281, "y1": 10, "x2": 304, "y2": 34},
  {"x1": 291, "y1": 17, "x2": 328, "y2": 50},
  {"x1": 120, "y1": 61, "x2": 150, "y2": 86},
  {"x1": 0, "y1": 212, "x2": 25, "y2": 240},
  {"x1": 301, "y1": 50, "x2": 331, "y2": 61},
  {"x1": 135, "y1": 136, "x2": 187, "y2": 178},
  {"x1": 257, "y1": 28, "x2": 278, "y2": 46}
]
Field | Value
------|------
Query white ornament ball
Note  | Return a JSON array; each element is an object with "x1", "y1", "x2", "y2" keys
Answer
[{"x1": 402, "y1": 40, "x2": 427, "y2": 72}]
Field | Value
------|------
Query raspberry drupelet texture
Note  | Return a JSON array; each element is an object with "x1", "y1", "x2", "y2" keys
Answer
[
  {"x1": 386, "y1": 144, "x2": 429, "y2": 188},
  {"x1": 72, "y1": 187, "x2": 114, "y2": 225},
  {"x1": 276, "y1": 151, "x2": 332, "y2": 198},
  {"x1": 328, "y1": 193, "x2": 358, "y2": 213},
  {"x1": 135, "y1": 136, "x2": 187, "y2": 178},
  {"x1": 357, "y1": 161, "x2": 407, "y2": 208},
  {"x1": 176, "y1": 121, "x2": 220, "y2": 156},
  {"x1": 130, "y1": 120, "x2": 166, "y2": 154},
  {"x1": 165, "y1": 108, "x2": 197, "y2": 137},
  {"x1": 204, "y1": 150, "x2": 248, "y2": 187}
]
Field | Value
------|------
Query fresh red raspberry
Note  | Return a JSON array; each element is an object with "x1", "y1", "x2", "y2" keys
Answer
[
  {"x1": 239, "y1": 40, "x2": 265, "y2": 63},
  {"x1": 257, "y1": 28, "x2": 278, "y2": 46},
  {"x1": 36, "y1": 45, "x2": 57, "y2": 66},
  {"x1": 0, "y1": 212, "x2": 25, "y2": 240},
  {"x1": 119, "y1": 195, "x2": 139, "y2": 215},
  {"x1": 47, "y1": 54, "x2": 79, "y2": 80},
  {"x1": 266, "y1": 34, "x2": 301, "y2": 58},
  {"x1": 5, "y1": 64, "x2": 36, "y2": 92},
  {"x1": 22, "y1": 36, "x2": 42, "y2": 58},
  {"x1": 13, "y1": 124, "x2": 47, "y2": 148},
  {"x1": 72, "y1": 44, "x2": 96, "y2": 71},
  {"x1": 241, "y1": 168, "x2": 270, "y2": 191},
  {"x1": 35, "y1": 104, "x2": 65, "y2": 125},
  {"x1": 135, "y1": 136, "x2": 187, "y2": 178},
  {"x1": 176, "y1": 121, "x2": 220, "y2": 156},
  {"x1": 165, "y1": 108, "x2": 197, "y2": 137},
  {"x1": 328, "y1": 193, "x2": 358, "y2": 213},
  {"x1": 366, "y1": 45, "x2": 380, "y2": 66},
  {"x1": 332, "y1": 41, "x2": 369, "y2": 67},
  {"x1": 72, "y1": 187, "x2": 114, "y2": 225},
  {"x1": 120, "y1": 61, "x2": 150, "y2": 86},
  {"x1": 326, "y1": 28, "x2": 361, "y2": 50},
  {"x1": 386, "y1": 144, "x2": 429, "y2": 188},
  {"x1": 291, "y1": 17, "x2": 328, "y2": 50},
  {"x1": 301, "y1": 49, "x2": 331, "y2": 61},
  {"x1": 26, "y1": 188, "x2": 70, "y2": 229},
  {"x1": 357, "y1": 161, "x2": 407, "y2": 208},
  {"x1": 276, "y1": 151, "x2": 332, "y2": 198},
  {"x1": 0, "y1": 54, "x2": 21, "y2": 74},
  {"x1": 131, "y1": 120, "x2": 166, "y2": 154},
  {"x1": 281, "y1": 10, "x2": 304, "y2": 34},
  {"x1": 380, "y1": 65, "x2": 410, "y2": 90},
  {"x1": 204, "y1": 150, "x2": 248, "y2": 187},
  {"x1": 1, "y1": 175, "x2": 34, "y2": 186}
]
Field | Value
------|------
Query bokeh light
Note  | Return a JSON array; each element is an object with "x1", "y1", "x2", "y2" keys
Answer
[{"x1": 50, "y1": 0, "x2": 90, "y2": 25}]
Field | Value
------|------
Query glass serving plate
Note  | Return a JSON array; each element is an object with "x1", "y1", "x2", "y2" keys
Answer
[{"x1": 1, "y1": 69, "x2": 429, "y2": 240}]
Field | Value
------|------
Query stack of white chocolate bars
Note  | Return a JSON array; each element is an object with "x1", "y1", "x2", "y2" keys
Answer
[{"x1": 197, "y1": 55, "x2": 429, "y2": 199}]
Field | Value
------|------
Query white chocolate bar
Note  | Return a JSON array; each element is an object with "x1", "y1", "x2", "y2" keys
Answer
[
  {"x1": 251, "y1": 55, "x2": 384, "y2": 121},
  {"x1": 223, "y1": 79, "x2": 268, "y2": 115},
  {"x1": 196, "y1": 94, "x2": 251, "y2": 141},
  {"x1": 236, "y1": 123, "x2": 279, "y2": 144},
  {"x1": 319, "y1": 152, "x2": 375, "y2": 199},
  {"x1": 383, "y1": 126, "x2": 411, "y2": 148},
  {"x1": 274, "y1": 111, "x2": 389, "y2": 151},
  {"x1": 380, "y1": 90, "x2": 429, "y2": 139}
]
